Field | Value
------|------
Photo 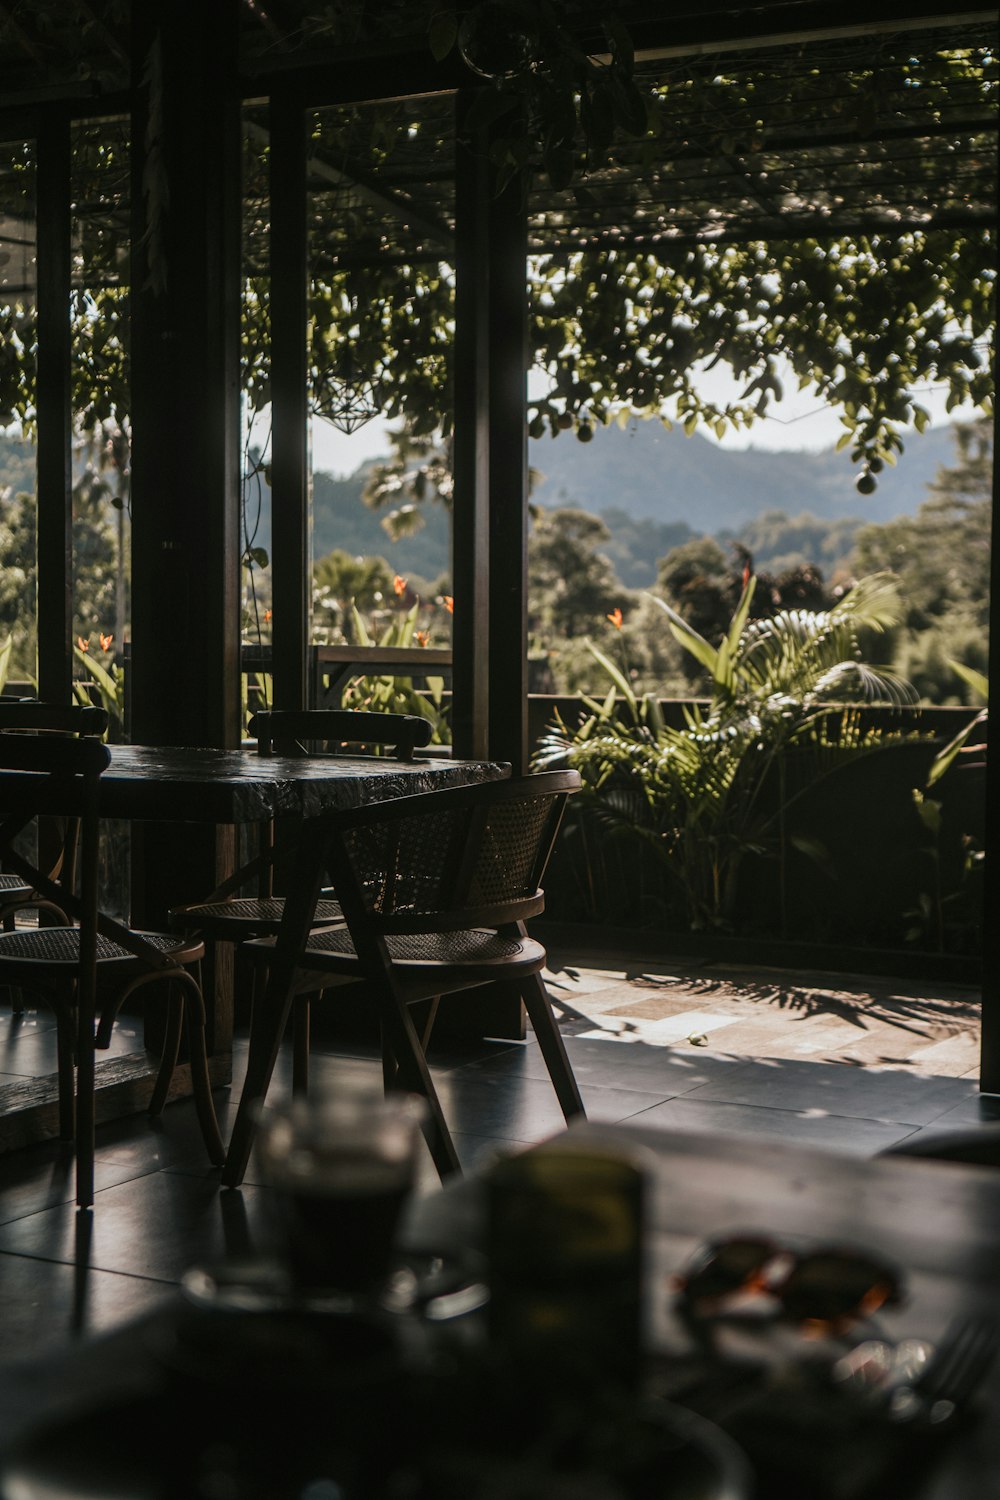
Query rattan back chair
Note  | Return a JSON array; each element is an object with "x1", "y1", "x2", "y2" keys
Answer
[
  {"x1": 0, "y1": 733, "x2": 224, "y2": 1207},
  {"x1": 222, "y1": 770, "x2": 585, "y2": 1186},
  {"x1": 170, "y1": 709, "x2": 434, "y2": 1095}
]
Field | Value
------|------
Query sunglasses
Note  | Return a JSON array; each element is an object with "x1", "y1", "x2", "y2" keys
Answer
[{"x1": 673, "y1": 1235, "x2": 904, "y2": 1332}]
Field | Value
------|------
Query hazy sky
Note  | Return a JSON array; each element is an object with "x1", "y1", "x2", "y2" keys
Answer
[{"x1": 309, "y1": 367, "x2": 965, "y2": 476}]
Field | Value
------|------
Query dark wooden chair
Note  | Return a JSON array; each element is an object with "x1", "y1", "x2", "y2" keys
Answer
[
  {"x1": 0, "y1": 703, "x2": 110, "y2": 1021},
  {"x1": 222, "y1": 770, "x2": 586, "y2": 1187},
  {"x1": 0, "y1": 701, "x2": 109, "y2": 933},
  {"x1": 249, "y1": 708, "x2": 432, "y2": 760},
  {"x1": 0, "y1": 733, "x2": 224, "y2": 1208},
  {"x1": 170, "y1": 709, "x2": 434, "y2": 1094}
]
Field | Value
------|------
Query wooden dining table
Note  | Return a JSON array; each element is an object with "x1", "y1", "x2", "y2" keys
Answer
[
  {"x1": 95, "y1": 744, "x2": 504, "y2": 825},
  {"x1": 2, "y1": 745, "x2": 508, "y2": 1152}
]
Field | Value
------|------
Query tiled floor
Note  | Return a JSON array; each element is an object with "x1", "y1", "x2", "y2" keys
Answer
[{"x1": 0, "y1": 950, "x2": 996, "y2": 1374}]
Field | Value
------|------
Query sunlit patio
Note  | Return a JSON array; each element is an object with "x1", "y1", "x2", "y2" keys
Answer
[{"x1": 0, "y1": 940, "x2": 992, "y2": 1377}]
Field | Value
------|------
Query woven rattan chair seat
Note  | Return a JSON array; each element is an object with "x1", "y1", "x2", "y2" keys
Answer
[
  {"x1": 0, "y1": 927, "x2": 202, "y2": 967},
  {"x1": 179, "y1": 895, "x2": 342, "y2": 931},
  {"x1": 298, "y1": 924, "x2": 545, "y2": 970}
]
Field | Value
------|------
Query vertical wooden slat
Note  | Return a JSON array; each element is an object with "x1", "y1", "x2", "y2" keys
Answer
[
  {"x1": 486, "y1": 158, "x2": 530, "y2": 774},
  {"x1": 451, "y1": 91, "x2": 490, "y2": 760},
  {"x1": 269, "y1": 88, "x2": 310, "y2": 712},
  {"x1": 980, "y1": 387, "x2": 1000, "y2": 1093},
  {"x1": 35, "y1": 108, "x2": 72, "y2": 703}
]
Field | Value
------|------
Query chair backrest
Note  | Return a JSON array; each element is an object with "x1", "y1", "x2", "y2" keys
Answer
[
  {"x1": 248, "y1": 709, "x2": 432, "y2": 762},
  {"x1": 0, "y1": 735, "x2": 110, "y2": 931},
  {"x1": 0, "y1": 702, "x2": 109, "y2": 889},
  {"x1": 0, "y1": 700, "x2": 109, "y2": 737},
  {"x1": 326, "y1": 770, "x2": 582, "y2": 934}
]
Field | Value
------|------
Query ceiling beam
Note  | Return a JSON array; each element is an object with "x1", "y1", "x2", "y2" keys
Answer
[{"x1": 245, "y1": 118, "x2": 453, "y2": 251}]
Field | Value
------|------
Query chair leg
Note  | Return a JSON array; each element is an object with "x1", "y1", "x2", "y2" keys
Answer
[
  {"x1": 149, "y1": 983, "x2": 184, "y2": 1117},
  {"x1": 381, "y1": 1033, "x2": 396, "y2": 1093},
  {"x1": 373, "y1": 983, "x2": 461, "y2": 1179},
  {"x1": 292, "y1": 994, "x2": 310, "y2": 1096},
  {"x1": 176, "y1": 974, "x2": 226, "y2": 1167},
  {"x1": 382, "y1": 995, "x2": 439, "y2": 1091},
  {"x1": 75, "y1": 1000, "x2": 96, "y2": 1211},
  {"x1": 520, "y1": 971, "x2": 586, "y2": 1121},
  {"x1": 55, "y1": 1006, "x2": 77, "y2": 1140},
  {"x1": 222, "y1": 964, "x2": 296, "y2": 1188},
  {"x1": 109, "y1": 970, "x2": 225, "y2": 1166}
]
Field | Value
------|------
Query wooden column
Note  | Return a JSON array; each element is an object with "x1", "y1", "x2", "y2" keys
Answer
[
  {"x1": 268, "y1": 88, "x2": 310, "y2": 712},
  {"x1": 35, "y1": 109, "x2": 72, "y2": 704},
  {"x1": 128, "y1": 0, "x2": 242, "y2": 1056},
  {"x1": 129, "y1": 0, "x2": 241, "y2": 750},
  {"x1": 458, "y1": 140, "x2": 529, "y2": 1041},
  {"x1": 980, "y1": 382, "x2": 1000, "y2": 1094},
  {"x1": 451, "y1": 91, "x2": 491, "y2": 760},
  {"x1": 486, "y1": 158, "x2": 529, "y2": 774}
]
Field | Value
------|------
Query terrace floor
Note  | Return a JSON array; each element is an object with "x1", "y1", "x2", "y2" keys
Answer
[{"x1": 0, "y1": 946, "x2": 995, "y2": 1399}]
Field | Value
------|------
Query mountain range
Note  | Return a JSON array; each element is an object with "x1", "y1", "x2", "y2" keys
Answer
[
  {"x1": 312, "y1": 417, "x2": 968, "y2": 588},
  {"x1": 528, "y1": 417, "x2": 962, "y2": 530},
  {"x1": 0, "y1": 417, "x2": 975, "y2": 593}
]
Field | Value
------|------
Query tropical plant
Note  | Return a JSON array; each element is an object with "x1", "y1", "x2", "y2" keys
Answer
[
  {"x1": 336, "y1": 598, "x2": 451, "y2": 745},
  {"x1": 907, "y1": 662, "x2": 987, "y2": 952},
  {"x1": 536, "y1": 572, "x2": 916, "y2": 931},
  {"x1": 72, "y1": 634, "x2": 125, "y2": 741}
]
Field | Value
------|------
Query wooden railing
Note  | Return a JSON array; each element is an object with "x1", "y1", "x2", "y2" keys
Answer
[{"x1": 241, "y1": 644, "x2": 452, "y2": 709}]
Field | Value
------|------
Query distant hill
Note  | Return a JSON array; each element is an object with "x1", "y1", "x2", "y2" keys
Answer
[
  {"x1": 312, "y1": 471, "x2": 451, "y2": 591},
  {"x1": 0, "y1": 432, "x2": 36, "y2": 497},
  {"x1": 528, "y1": 418, "x2": 964, "y2": 531},
  {"x1": 0, "y1": 417, "x2": 980, "y2": 594}
]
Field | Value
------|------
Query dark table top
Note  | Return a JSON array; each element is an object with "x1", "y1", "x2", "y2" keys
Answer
[
  {"x1": 96, "y1": 745, "x2": 510, "y2": 823},
  {"x1": 1, "y1": 1124, "x2": 998, "y2": 1498},
  {"x1": 513, "y1": 1124, "x2": 1000, "y2": 1500}
]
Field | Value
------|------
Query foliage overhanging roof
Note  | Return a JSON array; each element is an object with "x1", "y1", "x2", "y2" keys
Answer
[
  {"x1": 0, "y1": 1, "x2": 995, "y2": 471},
  {"x1": 0, "y1": 2, "x2": 994, "y2": 251}
]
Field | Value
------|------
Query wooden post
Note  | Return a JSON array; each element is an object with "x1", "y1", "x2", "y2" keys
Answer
[
  {"x1": 129, "y1": 0, "x2": 241, "y2": 750},
  {"x1": 269, "y1": 88, "x2": 310, "y2": 713},
  {"x1": 451, "y1": 91, "x2": 491, "y2": 760},
  {"x1": 128, "y1": 0, "x2": 242, "y2": 1056},
  {"x1": 35, "y1": 108, "x2": 72, "y2": 705},
  {"x1": 980, "y1": 384, "x2": 1000, "y2": 1094},
  {"x1": 486, "y1": 152, "x2": 529, "y2": 774}
]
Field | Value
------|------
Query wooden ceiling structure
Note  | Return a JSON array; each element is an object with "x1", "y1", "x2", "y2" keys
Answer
[{"x1": 1, "y1": 0, "x2": 998, "y2": 1086}]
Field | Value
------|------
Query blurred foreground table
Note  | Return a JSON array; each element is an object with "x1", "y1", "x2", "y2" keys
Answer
[{"x1": 0, "y1": 1124, "x2": 998, "y2": 1497}]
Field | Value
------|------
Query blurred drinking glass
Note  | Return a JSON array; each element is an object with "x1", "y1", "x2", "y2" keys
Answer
[{"x1": 255, "y1": 1081, "x2": 426, "y2": 1307}]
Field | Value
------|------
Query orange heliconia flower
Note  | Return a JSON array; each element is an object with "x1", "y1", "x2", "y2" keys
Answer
[
  {"x1": 442, "y1": 595, "x2": 454, "y2": 614},
  {"x1": 77, "y1": 636, "x2": 89, "y2": 652},
  {"x1": 393, "y1": 575, "x2": 407, "y2": 597},
  {"x1": 100, "y1": 632, "x2": 113, "y2": 652},
  {"x1": 607, "y1": 607, "x2": 623, "y2": 629},
  {"x1": 415, "y1": 630, "x2": 429, "y2": 647}
]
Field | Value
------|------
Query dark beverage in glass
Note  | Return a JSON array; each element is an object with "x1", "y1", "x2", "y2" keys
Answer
[{"x1": 257, "y1": 1086, "x2": 426, "y2": 1301}]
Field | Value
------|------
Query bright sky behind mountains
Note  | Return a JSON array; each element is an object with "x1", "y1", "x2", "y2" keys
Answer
[{"x1": 310, "y1": 364, "x2": 967, "y2": 476}]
